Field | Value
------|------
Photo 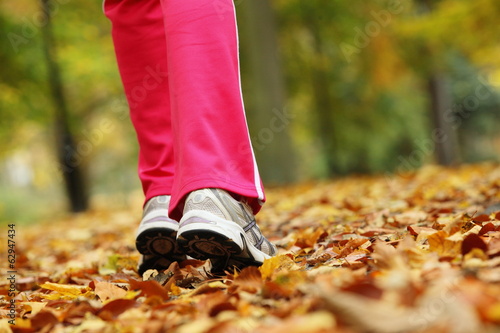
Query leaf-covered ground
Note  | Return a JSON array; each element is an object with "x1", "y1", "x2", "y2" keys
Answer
[{"x1": 2, "y1": 163, "x2": 500, "y2": 333}]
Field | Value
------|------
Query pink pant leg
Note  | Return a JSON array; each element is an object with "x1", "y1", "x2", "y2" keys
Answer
[
  {"x1": 104, "y1": 0, "x2": 174, "y2": 200},
  {"x1": 160, "y1": 0, "x2": 265, "y2": 219},
  {"x1": 105, "y1": 0, "x2": 265, "y2": 220}
]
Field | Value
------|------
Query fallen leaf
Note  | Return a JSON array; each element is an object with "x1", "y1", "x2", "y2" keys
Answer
[
  {"x1": 339, "y1": 238, "x2": 369, "y2": 257},
  {"x1": 230, "y1": 266, "x2": 263, "y2": 294},
  {"x1": 260, "y1": 255, "x2": 298, "y2": 280},
  {"x1": 30, "y1": 310, "x2": 59, "y2": 331},
  {"x1": 39, "y1": 282, "x2": 93, "y2": 300},
  {"x1": 427, "y1": 231, "x2": 462, "y2": 257},
  {"x1": 462, "y1": 233, "x2": 488, "y2": 256},
  {"x1": 293, "y1": 228, "x2": 327, "y2": 249},
  {"x1": 128, "y1": 279, "x2": 170, "y2": 301},
  {"x1": 97, "y1": 299, "x2": 139, "y2": 320},
  {"x1": 93, "y1": 281, "x2": 128, "y2": 303},
  {"x1": 20, "y1": 302, "x2": 46, "y2": 317},
  {"x1": 479, "y1": 222, "x2": 496, "y2": 236}
]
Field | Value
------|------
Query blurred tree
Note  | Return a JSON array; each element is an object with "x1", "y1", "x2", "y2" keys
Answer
[
  {"x1": 397, "y1": 0, "x2": 500, "y2": 164},
  {"x1": 427, "y1": 74, "x2": 461, "y2": 165},
  {"x1": 40, "y1": 0, "x2": 88, "y2": 212},
  {"x1": 295, "y1": 1, "x2": 339, "y2": 176},
  {"x1": 237, "y1": 0, "x2": 297, "y2": 183},
  {"x1": 415, "y1": 0, "x2": 460, "y2": 166},
  {"x1": 275, "y1": 0, "x2": 430, "y2": 177}
]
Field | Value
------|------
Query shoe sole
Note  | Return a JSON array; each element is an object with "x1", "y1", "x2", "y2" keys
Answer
[
  {"x1": 135, "y1": 222, "x2": 185, "y2": 274},
  {"x1": 177, "y1": 210, "x2": 271, "y2": 273}
]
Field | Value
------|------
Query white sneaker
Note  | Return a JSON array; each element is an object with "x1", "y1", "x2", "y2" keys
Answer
[
  {"x1": 177, "y1": 189, "x2": 277, "y2": 272},
  {"x1": 135, "y1": 195, "x2": 185, "y2": 275}
]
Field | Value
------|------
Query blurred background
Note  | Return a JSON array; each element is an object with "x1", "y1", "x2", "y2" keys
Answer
[{"x1": 1, "y1": 0, "x2": 499, "y2": 223}]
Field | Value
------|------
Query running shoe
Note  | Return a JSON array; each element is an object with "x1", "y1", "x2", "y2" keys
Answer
[
  {"x1": 135, "y1": 195, "x2": 185, "y2": 275},
  {"x1": 177, "y1": 188, "x2": 277, "y2": 272}
]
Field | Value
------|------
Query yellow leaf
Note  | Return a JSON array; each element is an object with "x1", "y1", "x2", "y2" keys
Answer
[
  {"x1": 486, "y1": 303, "x2": 500, "y2": 322},
  {"x1": 72, "y1": 314, "x2": 109, "y2": 333},
  {"x1": 169, "y1": 283, "x2": 182, "y2": 296},
  {"x1": 40, "y1": 282, "x2": 93, "y2": 300},
  {"x1": 427, "y1": 231, "x2": 462, "y2": 257},
  {"x1": 207, "y1": 281, "x2": 228, "y2": 289},
  {"x1": 20, "y1": 302, "x2": 46, "y2": 316},
  {"x1": 259, "y1": 254, "x2": 298, "y2": 280},
  {"x1": 0, "y1": 320, "x2": 14, "y2": 333}
]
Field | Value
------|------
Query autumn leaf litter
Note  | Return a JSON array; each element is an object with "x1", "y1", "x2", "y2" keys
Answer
[{"x1": 1, "y1": 163, "x2": 500, "y2": 332}]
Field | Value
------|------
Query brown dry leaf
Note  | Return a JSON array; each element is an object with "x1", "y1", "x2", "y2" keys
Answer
[
  {"x1": 30, "y1": 310, "x2": 60, "y2": 332},
  {"x1": 230, "y1": 266, "x2": 263, "y2": 294},
  {"x1": 473, "y1": 214, "x2": 492, "y2": 223},
  {"x1": 256, "y1": 311, "x2": 336, "y2": 333},
  {"x1": 293, "y1": 228, "x2": 327, "y2": 249},
  {"x1": 407, "y1": 225, "x2": 438, "y2": 236},
  {"x1": 3, "y1": 163, "x2": 500, "y2": 332},
  {"x1": 306, "y1": 245, "x2": 335, "y2": 265},
  {"x1": 393, "y1": 210, "x2": 428, "y2": 225},
  {"x1": 316, "y1": 280, "x2": 480, "y2": 333},
  {"x1": 195, "y1": 291, "x2": 235, "y2": 318},
  {"x1": 93, "y1": 281, "x2": 128, "y2": 303},
  {"x1": 97, "y1": 299, "x2": 138, "y2": 320},
  {"x1": 338, "y1": 238, "x2": 369, "y2": 257},
  {"x1": 371, "y1": 242, "x2": 403, "y2": 270},
  {"x1": 479, "y1": 222, "x2": 496, "y2": 236},
  {"x1": 461, "y1": 233, "x2": 488, "y2": 256},
  {"x1": 128, "y1": 279, "x2": 170, "y2": 301},
  {"x1": 341, "y1": 280, "x2": 383, "y2": 300},
  {"x1": 182, "y1": 280, "x2": 228, "y2": 298}
]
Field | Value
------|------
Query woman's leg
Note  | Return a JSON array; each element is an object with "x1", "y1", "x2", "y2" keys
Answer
[
  {"x1": 104, "y1": 0, "x2": 184, "y2": 275},
  {"x1": 104, "y1": 0, "x2": 174, "y2": 201},
  {"x1": 159, "y1": 0, "x2": 265, "y2": 220},
  {"x1": 160, "y1": 0, "x2": 276, "y2": 269}
]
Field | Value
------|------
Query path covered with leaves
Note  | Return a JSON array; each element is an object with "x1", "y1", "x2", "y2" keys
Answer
[{"x1": 2, "y1": 163, "x2": 500, "y2": 333}]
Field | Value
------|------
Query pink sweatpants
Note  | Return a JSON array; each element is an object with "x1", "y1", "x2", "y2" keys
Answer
[{"x1": 103, "y1": 0, "x2": 264, "y2": 220}]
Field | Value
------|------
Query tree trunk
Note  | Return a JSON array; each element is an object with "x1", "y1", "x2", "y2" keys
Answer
[
  {"x1": 415, "y1": 0, "x2": 461, "y2": 166},
  {"x1": 40, "y1": 0, "x2": 89, "y2": 212},
  {"x1": 428, "y1": 74, "x2": 460, "y2": 165},
  {"x1": 295, "y1": 2, "x2": 341, "y2": 177},
  {"x1": 237, "y1": 0, "x2": 297, "y2": 184}
]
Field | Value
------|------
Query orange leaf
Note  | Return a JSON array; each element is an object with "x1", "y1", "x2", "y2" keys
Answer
[
  {"x1": 231, "y1": 266, "x2": 263, "y2": 294},
  {"x1": 427, "y1": 231, "x2": 461, "y2": 257},
  {"x1": 479, "y1": 222, "x2": 496, "y2": 236},
  {"x1": 94, "y1": 281, "x2": 127, "y2": 303},
  {"x1": 461, "y1": 233, "x2": 488, "y2": 256},
  {"x1": 128, "y1": 279, "x2": 169, "y2": 301},
  {"x1": 98, "y1": 299, "x2": 138, "y2": 320},
  {"x1": 339, "y1": 238, "x2": 369, "y2": 257},
  {"x1": 407, "y1": 225, "x2": 438, "y2": 236},
  {"x1": 30, "y1": 310, "x2": 59, "y2": 332},
  {"x1": 294, "y1": 228, "x2": 327, "y2": 249},
  {"x1": 472, "y1": 214, "x2": 491, "y2": 223}
]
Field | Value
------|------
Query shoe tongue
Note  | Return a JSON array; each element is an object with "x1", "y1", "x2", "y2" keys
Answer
[
  {"x1": 192, "y1": 193, "x2": 204, "y2": 204},
  {"x1": 157, "y1": 195, "x2": 170, "y2": 204},
  {"x1": 144, "y1": 195, "x2": 170, "y2": 215}
]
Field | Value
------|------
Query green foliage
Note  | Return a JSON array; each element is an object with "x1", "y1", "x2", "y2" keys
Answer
[{"x1": 273, "y1": 0, "x2": 500, "y2": 177}]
